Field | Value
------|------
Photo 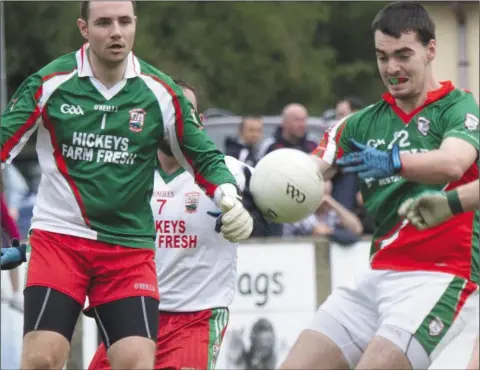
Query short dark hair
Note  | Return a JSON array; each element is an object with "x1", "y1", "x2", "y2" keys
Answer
[
  {"x1": 371, "y1": 2, "x2": 435, "y2": 46},
  {"x1": 173, "y1": 78, "x2": 199, "y2": 111},
  {"x1": 239, "y1": 116, "x2": 263, "y2": 132},
  {"x1": 80, "y1": 1, "x2": 137, "y2": 21}
]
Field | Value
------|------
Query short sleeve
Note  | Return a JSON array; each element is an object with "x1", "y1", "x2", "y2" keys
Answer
[
  {"x1": 312, "y1": 115, "x2": 353, "y2": 166},
  {"x1": 442, "y1": 92, "x2": 479, "y2": 151}
]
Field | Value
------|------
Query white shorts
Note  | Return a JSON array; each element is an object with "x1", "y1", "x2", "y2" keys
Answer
[{"x1": 309, "y1": 270, "x2": 479, "y2": 368}]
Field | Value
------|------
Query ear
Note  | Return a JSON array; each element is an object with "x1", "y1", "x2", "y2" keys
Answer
[
  {"x1": 199, "y1": 113, "x2": 204, "y2": 123},
  {"x1": 77, "y1": 18, "x2": 89, "y2": 40},
  {"x1": 426, "y1": 39, "x2": 436, "y2": 63}
]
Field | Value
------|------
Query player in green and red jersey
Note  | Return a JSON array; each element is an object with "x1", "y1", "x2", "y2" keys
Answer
[
  {"x1": 281, "y1": 2, "x2": 479, "y2": 370},
  {"x1": 0, "y1": 2, "x2": 254, "y2": 369}
]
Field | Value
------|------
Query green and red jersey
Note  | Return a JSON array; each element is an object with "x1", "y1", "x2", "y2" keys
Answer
[
  {"x1": 314, "y1": 81, "x2": 479, "y2": 283},
  {"x1": 1, "y1": 44, "x2": 236, "y2": 250}
]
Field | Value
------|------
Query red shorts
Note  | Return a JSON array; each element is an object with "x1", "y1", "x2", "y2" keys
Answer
[
  {"x1": 27, "y1": 229, "x2": 159, "y2": 308},
  {"x1": 88, "y1": 308, "x2": 229, "y2": 370}
]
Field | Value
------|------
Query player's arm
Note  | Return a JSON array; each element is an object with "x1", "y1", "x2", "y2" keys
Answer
[
  {"x1": 339, "y1": 95, "x2": 479, "y2": 183},
  {"x1": 398, "y1": 179, "x2": 479, "y2": 229},
  {"x1": 455, "y1": 179, "x2": 480, "y2": 212},
  {"x1": 163, "y1": 90, "x2": 253, "y2": 242},
  {"x1": 1, "y1": 74, "x2": 44, "y2": 169},
  {"x1": 311, "y1": 116, "x2": 353, "y2": 180},
  {"x1": 398, "y1": 137, "x2": 477, "y2": 183},
  {"x1": 400, "y1": 97, "x2": 479, "y2": 183}
]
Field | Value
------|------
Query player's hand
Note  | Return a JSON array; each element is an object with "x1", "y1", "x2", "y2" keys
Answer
[
  {"x1": 240, "y1": 167, "x2": 269, "y2": 237},
  {"x1": 217, "y1": 183, "x2": 254, "y2": 243},
  {"x1": 398, "y1": 191, "x2": 456, "y2": 230},
  {"x1": 1, "y1": 239, "x2": 27, "y2": 270},
  {"x1": 337, "y1": 139, "x2": 402, "y2": 180}
]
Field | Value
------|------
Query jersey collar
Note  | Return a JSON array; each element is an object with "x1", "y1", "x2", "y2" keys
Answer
[
  {"x1": 75, "y1": 43, "x2": 141, "y2": 79},
  {"x1": 382, "y1": 81, "x2": 455, "y2": 124},
  {"x1": 157, "y1": 166, "x2": 186, "y2": 184}
]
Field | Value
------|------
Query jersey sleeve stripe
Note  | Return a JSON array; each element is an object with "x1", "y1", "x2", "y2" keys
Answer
[
  {"x1": 334, "y1": 123, "x2": 346, "y2": 159},
  {"x1": 1, "y1": 70, "x2": 77, "y2": 164},
  {"x1": 142, "y1": 74, "x2": 218, "y2": 198},
  {"x1": 318, "y1": 116, "x2": 349, "y2": 165},
  {"x1": 42, "y1": 109, "x2": 91, "y2": 227},
  {"x1": 1, "y1": 86, "x2": 43, "y2": 163}
]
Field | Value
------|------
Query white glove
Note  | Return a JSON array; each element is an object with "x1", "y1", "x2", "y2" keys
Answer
[
  {"x1": 9, "y1": 291, "x2": 24, "y2": 313},
  {"x1": 216, "y1": 184, "x2": 253, "y2": 242},
  {"x1": 398, "y1": 191, "x2": 454, "y2": 230}
]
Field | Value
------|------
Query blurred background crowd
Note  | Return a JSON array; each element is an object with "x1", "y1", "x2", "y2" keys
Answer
[{"x1": 2, "y1": 1, "x2": 479, "y2": 245}]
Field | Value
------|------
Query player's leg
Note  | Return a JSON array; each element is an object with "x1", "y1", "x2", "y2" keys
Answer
[
  {"x1": 155, "y1": 308, "x2": 229, "y2": 370},
  {"x1": 357, "y1": 271, "x2": 479, "y2": 370},
  {"x1": 87, "y1": 243, "x2": 159, "y2": 369},
  {"x1": 21, "y1": 230, "x2": 89, "y2": 369},
  {"x1": 467, "y1": 336, "x2": 479, "y2": 370},
  {"x1": 280, "y1": 272, "x2": 378, "y2": 369}
]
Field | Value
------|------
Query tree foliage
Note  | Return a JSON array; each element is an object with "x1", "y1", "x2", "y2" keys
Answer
[{"x1": 4, "y1": 1, "x2": 388, "y2": 115}]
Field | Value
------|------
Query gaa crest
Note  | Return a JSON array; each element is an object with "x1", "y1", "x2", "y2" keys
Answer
[
  {"x1": 416, "y1": 116, "x2": 430, "y2": 136},
  {"x1": 465, "y1": 113, "x2": 479, "y2": 131},
  {"x1": 185, "y1": 191, "x2": 200, "y2": 213},
  {"x1": 129, "y1": 108, "x2": 146, "y2": 132}
]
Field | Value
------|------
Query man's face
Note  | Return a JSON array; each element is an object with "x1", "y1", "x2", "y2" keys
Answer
[
  {"x1": 375, "y1": 30, "x2": 435, "y2": 100},
  {"x1": 241, "y1": 118, "x2": 263, "y2": 146},
  {"x1": 286, "y1": 110, "x2": 307, "y2": 139},
  {"x1": 182, "y1": 87, "x2": 204, "y2": 122},
  {"x1": 335, "y1": 101, "x2": 351, "y2": 120},
  {"x1": 77, "y1": 2, "x2": 136, "y2": 66}
]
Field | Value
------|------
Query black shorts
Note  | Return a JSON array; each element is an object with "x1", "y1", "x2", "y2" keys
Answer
[{"x1": 24, "y1": 286, "x2": 158, "y2": 348}]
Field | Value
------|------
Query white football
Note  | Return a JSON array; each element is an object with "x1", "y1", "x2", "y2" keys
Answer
[{"x1": 249, "y1": 148, "x2": 324, "y2": 223}]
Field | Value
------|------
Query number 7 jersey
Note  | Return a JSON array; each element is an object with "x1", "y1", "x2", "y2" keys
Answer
[
  {"x1": 314, "y1": 82, "x2": 480, "y2": 283},
  {"x1": 152, "y1": 157, "x2": 249, "y2": 311}
]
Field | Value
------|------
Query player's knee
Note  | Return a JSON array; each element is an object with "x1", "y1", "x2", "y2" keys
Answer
[
  {"x1": 21, "y1": 331, "x2": 70, "y2": 369},
  {"x1": 21, "y1": 345, "x2": 66, "y2": 370},
  {"x1": 108, "y1": 336, "x2": 156, "y2": 369}
]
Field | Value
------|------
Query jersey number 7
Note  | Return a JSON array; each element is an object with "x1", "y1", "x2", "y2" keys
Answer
[{"x1": 157, "y1": 199, "x2": 167, "y2": 214}]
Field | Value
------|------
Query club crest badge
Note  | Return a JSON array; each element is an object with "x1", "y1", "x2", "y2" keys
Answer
[
  {"x1": 416, "y1": 116, "x2": 430, "y2": 136},
  {"x1": 465, "y1": 113, "x2": 479, "y2": 131},
  {"x1": 129, "y1": 108, "x2": 146, "y2": 132},
  {"x1": 428, "y1": 316, "x2": 444, "y2": 336},
  {"x1": 185, "y1": 192, "x2": 200, "y2": 213}
]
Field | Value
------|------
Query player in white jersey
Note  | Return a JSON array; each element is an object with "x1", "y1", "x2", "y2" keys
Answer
[{"x1": 88, "y1": 80, "x2": 268, "y2": 370}]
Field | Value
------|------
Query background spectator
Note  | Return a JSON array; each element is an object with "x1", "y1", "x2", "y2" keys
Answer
[
  {"x1": 259, "y1": 103, "x2": 317, "y2": 157},
  {"x1": 284, "y1": 180, "x2": 363, "y2": 245},
  {"x1": 225, "y1": 116, "x2": 264, "y2": 166}
]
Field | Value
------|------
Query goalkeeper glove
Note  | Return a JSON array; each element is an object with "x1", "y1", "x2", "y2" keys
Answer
[
  {"x1": 215, "y1": 179, "x2": 254, "y2": 243},
  {"x1": 337, "y1": 139, "x2": 402, "y2": 180},
  {"x1": 208, "y1": 167, "x2": 269, "y2": 238},
  {"x1": 398, "y1": 190, "x2": 463, "y2": 230},
  {"x1": 1, "y1": 239, "x2": 27, "y2": 270}
]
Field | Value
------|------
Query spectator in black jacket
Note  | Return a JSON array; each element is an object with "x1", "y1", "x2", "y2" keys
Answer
[
  {"x1": 225, "y1": 116, "x2": 263, "y2": 167},
  {"x1": 259, "y1": 103, "x2": 317, "y2": 157}
]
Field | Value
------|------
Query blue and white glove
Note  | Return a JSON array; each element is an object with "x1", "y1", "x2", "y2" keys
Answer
[
  {"x1": 209, "y1": 167, "x2": 269, "y2": 239},
  {"x1": 337, "y1": 139, "x2": 402, "y2": 180},
  {"x1": 1, "y1": 239, "x2": 27, "y2": 270}
]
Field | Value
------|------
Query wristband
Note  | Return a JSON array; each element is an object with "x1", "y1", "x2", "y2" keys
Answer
[
  {"x1": 391, "y1": 145, "x2": 403, "y2": 173},
  {"x1": 446, "y1": 190, "x2": 464, "y2": 215}
]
